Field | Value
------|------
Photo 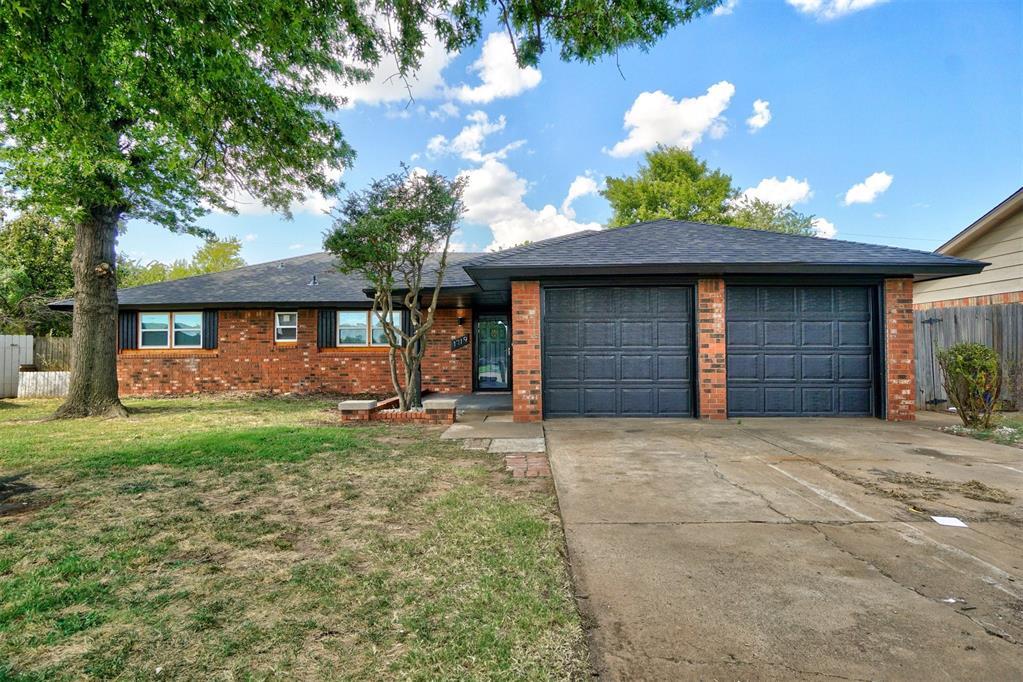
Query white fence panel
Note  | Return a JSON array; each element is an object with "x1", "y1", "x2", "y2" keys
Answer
[
  {"x1": 18, "y1": 371, "x2": 71, "y2": 398},
  {"x1": 1, "y1": 335, "x2": 33, "y2": 398}
]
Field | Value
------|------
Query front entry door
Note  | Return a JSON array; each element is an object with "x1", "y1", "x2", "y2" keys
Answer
[{"x1": 476, "y1": 315, "x2": 510, "y2": 391}]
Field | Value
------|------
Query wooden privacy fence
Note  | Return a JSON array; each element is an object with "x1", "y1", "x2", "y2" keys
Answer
[
  {"x1": 915, "y1": 303, "x2": 1023, "y2": 410},
  {"x1": 33, "y1": 336, "x2": 72, "y2": 371}
]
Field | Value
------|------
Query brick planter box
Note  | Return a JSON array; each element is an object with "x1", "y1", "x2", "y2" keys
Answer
[{"x1": 339, "y1": 396, "x2": 456, "y2": 425}]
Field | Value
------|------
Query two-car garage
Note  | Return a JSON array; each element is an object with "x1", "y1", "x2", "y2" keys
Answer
[{"x1": 541, "y1": 284, "x2": 879, "y2": 418}]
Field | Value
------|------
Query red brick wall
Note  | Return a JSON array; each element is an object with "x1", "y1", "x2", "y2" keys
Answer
[
  {"x1": 913, "y1": 291, "x2": 1022, "y2": 310},
  {"x1": 511, "y1": 281, "x2": 542, "y2": 422},
  {"x1": 884, "y1": 278, "x2": 916, "y2": 421},
  {"x1": 117, "y1": 307, "x2": 473, "y2": 397},
  {"x1": 696, "y1": 278, "x2": 727, "y2": 419}
]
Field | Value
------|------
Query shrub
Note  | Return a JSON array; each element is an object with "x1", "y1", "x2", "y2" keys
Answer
[{"x1": 938, "y1": 343, "x2": 1002, "y2": 428}]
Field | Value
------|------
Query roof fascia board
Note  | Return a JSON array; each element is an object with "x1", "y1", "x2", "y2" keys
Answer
[{"x1": 937, "y1": 187, "x2": 1023, "y2": 254}]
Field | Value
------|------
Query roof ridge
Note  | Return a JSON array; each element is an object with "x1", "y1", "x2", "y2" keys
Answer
[
  {"x1": 629, "y1": 218, "x2": 958, "y2": 259},
  {"x1": 462, "y1": 230, "x2": 602, "y2": 267},
  {"x1": 114, "y1": 251, "x2": 334, "y2": 293}
]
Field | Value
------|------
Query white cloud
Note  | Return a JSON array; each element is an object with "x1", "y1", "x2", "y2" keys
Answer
[
  {"x1": 430, "y1": 102, "x2": 460, "y2": 120},
  {"x1": 605, "y1": 81, "x2": 736, "y2": 158},
  {"x1": 426, "y1": 110, "x2": 524, "y2": 163},
  {"x1": 288, "y1": 243, "x2": 306, "y2": 250},
  {"x1": 560, "y1": 175, "x2": 601, "y2": 219},
  {"x1": 460, "y1": 159, "x2": 599, "y2": 251},
  {"x1": 714, "y1": 0, "x2": 738, "y2": 15},
  {"x1": 812, "y1": 217, "x2": 837, "y2": 238},
  {"x1": 746, "y1": 99, "x2": 771, "y2": 132},
  {"x1": 741, "y1": 176, "x2": 812, "y2": 206},
  {"x1": 244, "y1": 233, "x2": 257, "y2": 242},
  {"x1": 454, "y1": 32, "x2": 542, "y2": 104},
  {"x1": 844, "y1": 171, "x2": 893, "y2": 205},
  {"x1": 787, "y1": 0, "x2": 888, "y2": 20}
]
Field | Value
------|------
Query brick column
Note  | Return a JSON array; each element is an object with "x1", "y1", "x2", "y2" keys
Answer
[
  {"x1": 697, "y1": 278, "x2": 727, "y2": 419},
  {"x1": 884, "y1": 278, "x2": 916, "y2": 421},
  {"x1": 512, "y1": 281, "x2": 543, "y2": 422}
]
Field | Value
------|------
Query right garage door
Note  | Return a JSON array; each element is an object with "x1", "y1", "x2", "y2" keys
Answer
[{"x1": 726, "y1": 285, "x2": 877, "y2": 417}]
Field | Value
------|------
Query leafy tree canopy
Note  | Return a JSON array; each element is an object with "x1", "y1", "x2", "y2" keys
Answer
[
  {"x1": 118, "y1": 237, "x2": 247, "y2": 288},
  {"x1": 0, "y1": 0, "x2": 722, "y2": 230},
  {"x1": 602, "y1": 146, "x2": 817, "y2": 236},
  {"x1": 0, "y1": 213, "x2": 74, "y2": 335}
]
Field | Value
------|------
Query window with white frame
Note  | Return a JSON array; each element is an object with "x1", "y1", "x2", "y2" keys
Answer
[
  {"x1": 337, "y1": 310, "x2": 401, "y2": 346},
  {"x1": 275, "y1": 312, "x2": 298, "y2": 342},
  {"x1": 139, "y1": 312, "x2": 202, "y2": 349},
  {"x1": 371, "y1": 310, "x2": 401, "y2": 346}
]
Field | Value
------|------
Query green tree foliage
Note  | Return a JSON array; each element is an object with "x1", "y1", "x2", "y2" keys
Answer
[
  {"x1": 602, "y1": 146, "x2": 817, "y2": 235},
  {"x1": 938, "y1": 343, "x2": 1003, "y2": 428},
  {"x1": 0, "y1": 0, "x2": 720, "y2": 419},
  {"x1": 325, "y1": 168, "x2": 465, "y2": 411},
  {"x1": 118, "y1": 238, "x2": 246, "y2": 288},
  {"x1": 0, "y1": 213, "x2": 74, "y2": 335},
  {"x1": 727, "y1": 197, "x2": 816, "y2": 236},
  {"x1": 603, "y1": 147, "x2": 734, "y2": 227}
]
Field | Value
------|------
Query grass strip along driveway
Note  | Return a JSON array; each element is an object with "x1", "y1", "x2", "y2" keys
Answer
[{"x1": 0, "y1": 397, "x2": 584, "y2": 680}]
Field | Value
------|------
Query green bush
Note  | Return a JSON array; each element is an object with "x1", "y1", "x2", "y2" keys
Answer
[{"x1": 938, "y1": 343, "x2": 1002, "y2": 428}]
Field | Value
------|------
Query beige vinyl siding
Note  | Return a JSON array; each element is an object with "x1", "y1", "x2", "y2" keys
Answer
[{"x1": 914, "y1": 209, "x2": 1023, "y2": 305}]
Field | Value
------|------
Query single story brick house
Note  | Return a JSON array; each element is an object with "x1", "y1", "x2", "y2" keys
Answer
[{"x1": 54, "y1": 220, "x2": 984, "y2": 422}]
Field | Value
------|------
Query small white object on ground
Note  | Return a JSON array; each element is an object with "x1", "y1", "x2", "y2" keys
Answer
[{"x1": 931, "y1": 516, "x2": 968, "y2": 528}]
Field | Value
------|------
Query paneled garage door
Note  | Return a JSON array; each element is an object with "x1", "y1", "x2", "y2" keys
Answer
[
  {"x1": 543, "y1": 286, "x2": 694, "y2": 417},
  {"x1": 726, "y1": 285, "x2": 877, "y2": 417}
]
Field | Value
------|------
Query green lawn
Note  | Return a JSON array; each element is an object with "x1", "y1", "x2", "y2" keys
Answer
[{"x1": 0, "y1": 397, "x2": 585, "y2": 680}]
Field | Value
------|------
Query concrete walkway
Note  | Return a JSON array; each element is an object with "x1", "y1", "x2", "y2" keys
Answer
[{"x1": 546, "y1": 418, "x2": 1023, "y2": 680}]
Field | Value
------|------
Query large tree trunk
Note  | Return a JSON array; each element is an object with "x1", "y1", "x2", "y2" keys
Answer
[{"x1": 53, "y1": 206, "x2": 128, "y2": 419}]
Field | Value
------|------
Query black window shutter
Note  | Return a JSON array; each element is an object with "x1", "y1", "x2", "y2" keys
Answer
[
  {"x1": 318, "y1": 309, "x2": 337, "y2": 348},
  {"x1": 202, "y1": 310, "x2": 218, "y2": 350},
  {"x1": 118, "y1": 310, "x2": 137, "y2": 350}
]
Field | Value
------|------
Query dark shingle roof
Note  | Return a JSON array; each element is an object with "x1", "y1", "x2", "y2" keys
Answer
[
  {"x1": 463, "y1": 219, "x2": 985, "y2": 288},
  {"x1": 52, "y1": 251, "x2": 484, "y2": 309},
  {"x1": 51, "y1": 220, "x2": 986, "y2": 309}
]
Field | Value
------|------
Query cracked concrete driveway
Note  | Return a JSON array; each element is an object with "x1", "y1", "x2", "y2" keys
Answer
[{"x1": 545, "y1": 418, "x2": 1023, "y2": 680}]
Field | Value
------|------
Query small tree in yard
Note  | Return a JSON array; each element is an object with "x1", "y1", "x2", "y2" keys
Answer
[
  {"x1": 325, "y1": 168, "x2": 465, "y2": 411},
  {"x1": 938, "y1": 343, "x2": 1002, "y2": 428}
]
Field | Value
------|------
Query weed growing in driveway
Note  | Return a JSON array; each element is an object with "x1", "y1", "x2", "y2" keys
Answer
[{"x1": 0, "y1": 397, "x2": 585, "y2": 680}]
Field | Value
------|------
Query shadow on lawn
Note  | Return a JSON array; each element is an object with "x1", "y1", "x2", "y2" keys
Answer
[{"x1": 78, "y1": 426, "x2": 366, "y2": 469}]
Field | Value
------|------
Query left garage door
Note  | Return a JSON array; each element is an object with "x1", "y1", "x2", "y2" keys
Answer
[{"x1": 543, "y1": 286, "x2": 694, "y2": 417}]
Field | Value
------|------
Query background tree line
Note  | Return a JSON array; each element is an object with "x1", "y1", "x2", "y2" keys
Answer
[{"x1": 0, "y1": 211, "x2": 246, "y2": 335}]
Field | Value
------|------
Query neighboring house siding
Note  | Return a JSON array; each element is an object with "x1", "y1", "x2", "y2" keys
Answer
[
  {"x1": 116, "y1": 307, "x2": 472, "y2": 396},
  {"x1": 914, "y1": 209, "x2": 1023, "y2": 307}
]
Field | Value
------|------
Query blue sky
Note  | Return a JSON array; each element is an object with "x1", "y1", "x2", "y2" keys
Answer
[{"x1": 118, "y1": 0, "x2": 1022, "y2": 265}]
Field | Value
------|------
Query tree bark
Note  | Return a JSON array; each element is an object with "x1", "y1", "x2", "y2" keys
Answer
[{"x1": 52, "y1": 206, "x2": 128, "y2": 419}]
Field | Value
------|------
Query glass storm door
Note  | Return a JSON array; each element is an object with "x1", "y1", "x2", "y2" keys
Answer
[{"x1": 476, "y1": 315, "x2": 510, "y2": 391}]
